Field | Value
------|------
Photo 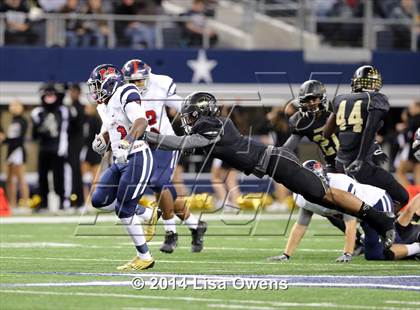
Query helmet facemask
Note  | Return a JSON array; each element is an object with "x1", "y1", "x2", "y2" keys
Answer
[
  {"x1": 351, "y1": 66, "x2": 382, "y2": 92},
  {"x1": 180, "y1": 92, "x2": 219, "y2": 134}
]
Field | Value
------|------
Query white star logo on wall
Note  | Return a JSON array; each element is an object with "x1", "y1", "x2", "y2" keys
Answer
[{"x1": 187, "y1": 49, "x2": 218, "y2": 83}]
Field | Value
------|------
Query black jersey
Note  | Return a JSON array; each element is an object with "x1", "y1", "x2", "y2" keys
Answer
[
  {"x1": 332, "y1": 91, "x2": 389, "y2": 163},
  {"x1": 5, "y1": 115, "x2": 27, "y2": 157},
  {"x1": 191, "y1": 116, "x2": 267, "y2": 175},
  {"x1": 289, "y1": 110, "x2": 339, "y2": 166},
  {"x1": 31, "y1": 105, "x2": 70, "y2": 156}
]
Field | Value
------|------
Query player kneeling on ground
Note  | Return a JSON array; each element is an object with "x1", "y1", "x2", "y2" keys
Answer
[
  {"x1": 88, "y1": 64, "x2": 158, "y2": 271},
  {"x1": 268, "y1": 161, "x2": 420, "y2": 262},
  {"x1": 140, "y1": 92, "x2": 396, "y2": 248}
]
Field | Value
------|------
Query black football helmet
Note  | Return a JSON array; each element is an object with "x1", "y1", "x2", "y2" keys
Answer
[
  {"x1": 303, "y1": 160, "x2": 329, "y2": 185},
  {"x1": 180, "y1": 92, "x2": 219, "y2": 134},
  {"x1": 297, "y1": 80, "x2": 327, "y2": 116},
  {"x1": 351, "y1": 65, "x2": 382, "y2": 92}
]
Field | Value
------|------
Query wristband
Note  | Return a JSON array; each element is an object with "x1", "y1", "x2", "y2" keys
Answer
[{"x1": 125, "y1": 134, "x2": 135, "y2": 144}]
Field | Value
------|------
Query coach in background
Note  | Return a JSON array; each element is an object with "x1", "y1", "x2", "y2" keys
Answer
[
  {"x1": 31, "y1": 83, "x2": 70, "y2": 211},
  {"x1": 67, "y1": 83, "x2": 85, "y2": 208}
]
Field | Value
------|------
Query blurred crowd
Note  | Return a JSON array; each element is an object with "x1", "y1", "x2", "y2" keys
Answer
[
  {"x1": 315, "y1": 0, "x2": 420, "y2": 49},
  {"x1": 1, "y1": 0, "x2": 419, "y2": 50},
  {"x1": 0, "y1": 0, "x2": 218, "y2": 48},
  {"x1": 0, "y1": 85, "x2": 419, "y2": 213}
]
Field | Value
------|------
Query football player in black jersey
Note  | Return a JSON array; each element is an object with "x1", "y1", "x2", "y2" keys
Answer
[
  {"x1": 284, "y1": 80, "x2": 339, "y2": 171},
  {"x1": 141, "y1": 91, "x2": 396, "y2": 248},
  {"x1": 324, "y1": 65, "x2": 409, "y2": 210},
  {"x1": 283, "y1": 80, "x2": 365, "y2": 249}
]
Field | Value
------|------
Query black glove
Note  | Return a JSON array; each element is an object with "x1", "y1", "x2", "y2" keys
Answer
[{"x1": 345, "y1": 159, "x2": 363, "y2": 175}]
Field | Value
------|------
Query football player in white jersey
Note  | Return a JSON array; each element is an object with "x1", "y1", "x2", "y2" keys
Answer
[
  {"x1": 87, "y1": 64, "x2": 158, "y2": 271},
  {"x1": 121, "y1": 59, "x2": 207, "y2": 253},
  {"x1": 268, "y1": 160, "x2": 420, "y2": 262}
]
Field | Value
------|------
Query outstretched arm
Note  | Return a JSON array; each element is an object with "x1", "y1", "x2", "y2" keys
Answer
[
  {"x1": 282, "y1": 134, "x2": 302, "y2": 151},
  {"x1": 283, "y1": 208, "x2": 312, "y2": 257},
  {"x1": 144, "y1": 131, "x2": 219, "y2": 151}
]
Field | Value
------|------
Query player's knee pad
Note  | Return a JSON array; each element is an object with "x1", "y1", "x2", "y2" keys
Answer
[
  {"x1": 91, "y1": 192, "x2": 107, "y2": 209},
  {"x1": 114, "y1": 203, "x2": 136, "y2": 219}
]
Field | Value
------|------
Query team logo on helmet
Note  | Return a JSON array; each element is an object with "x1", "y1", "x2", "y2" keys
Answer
[{"x1": 87, "y1": 64, "x2": 123, "y2": 104}]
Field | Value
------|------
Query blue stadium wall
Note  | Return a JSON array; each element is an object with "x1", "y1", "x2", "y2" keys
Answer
[{"x1": 0, "y1": 47, "x2": 419, "y2": 84}]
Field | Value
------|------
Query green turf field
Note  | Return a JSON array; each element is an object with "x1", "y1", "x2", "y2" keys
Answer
[{"x1": 1, "y1": 213, "x2": 419, "y2": 309}]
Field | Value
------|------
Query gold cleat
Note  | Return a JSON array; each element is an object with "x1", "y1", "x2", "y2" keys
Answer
[
  {"x1": 117, "y1": 256, "x2": 155, "y2": 271},
  {"x1": 143, "y1": 203, "x2": 159, "y2": 242}
]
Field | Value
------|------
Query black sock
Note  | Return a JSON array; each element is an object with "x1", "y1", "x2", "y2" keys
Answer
[{"x1": 355, "y1": 202, "x2": 393, "y2": 235}]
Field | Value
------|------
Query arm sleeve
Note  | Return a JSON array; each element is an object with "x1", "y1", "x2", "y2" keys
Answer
[
  {"x1": 30, "y1": 108, "x2": 42, "y2": 139},
  {"x1": 282, "y1": 134, "x2": 301, "y2": 151},
  {"x1": 356, "y1": 109, "x2": 386, "y2": 160},
  {"x1": 296, "y1": 207, "x2": 314, "y2": 226},
  {"x1": 342, "y1": 214, "x2": 356, "y2": 222},
  {"x1": 124, "y1": 100, "x2": 146, "y2": 124},
  {"x1": 144, "y1": 131, "x2": 218, "y2": 150}
]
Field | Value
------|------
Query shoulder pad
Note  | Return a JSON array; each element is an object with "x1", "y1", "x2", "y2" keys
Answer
[
  {"x1": 120, "y1": 84, "x2": 141, "y2": 108},
  {"x1": 368, "y1": 92, "x2": 390, "y2": 112},
  {"x1": 151, "y1": 74, "x2": 176, "y2": 97}
]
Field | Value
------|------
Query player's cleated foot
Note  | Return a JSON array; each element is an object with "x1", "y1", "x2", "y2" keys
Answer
[
  {"x1": 160, "y1": 231, "x2": 178, "y2": 253},
  {"x1": 117, "y1": 256, "x2": 155, "y2": 271},
  {"x1": 267, "y1": 254, "x2": 289, "y2": 262},
  {"x1": 142, "y1": 205, "x2": 161, "y2": 242},
  {"x1": 381, "y1": 228, "x2": 396, "y2": 249},
  {"x1": 190, "y1": 221, "x2": 207, "y2": 252}
]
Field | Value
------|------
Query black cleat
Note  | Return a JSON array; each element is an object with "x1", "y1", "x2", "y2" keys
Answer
[
  {"x1": 160, "y1": 231, "x2": 178, "y2": 254},
  {"x1": 191, "y1": 221, "x2": 207, "y2": 253},
  {"x1": 381, "y1": 228, "x2": 396, "y2": 249}
]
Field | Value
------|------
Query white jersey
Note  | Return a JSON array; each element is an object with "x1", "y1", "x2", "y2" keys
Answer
[
  {"x1": 295, "y1": 173, "x2": 387, "y2": 217},
  {"x1": 141, "y1": 73, "x2": 182, "y2": 135},
  {"x1": 97, "y1": 84, "x2": 149, "y2": 156}
]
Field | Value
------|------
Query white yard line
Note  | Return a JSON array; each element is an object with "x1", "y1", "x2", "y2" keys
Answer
[
  {"x1": 386, "y1": 301, "x2": 420, "y2": 306},
  {"x1": 0, "y1": 213, "x2": 306, "y2": 224},
  {"x1": 0, "y1": 242, "x2": 341, "y2": 252},
  {"x1": 0, "y1": 256, "x2": 418, "y2": 268},
  {"x1": 2, "y1": 271, "x2": 419, "y2": 280}
]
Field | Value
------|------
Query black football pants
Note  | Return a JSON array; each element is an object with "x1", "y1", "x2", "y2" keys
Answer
[{"x1": 336, "y1": 161, "x2": 409, "y2": 208}]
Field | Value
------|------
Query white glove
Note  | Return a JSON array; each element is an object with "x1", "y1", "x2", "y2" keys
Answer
[
  {"x1": 92, "y1": 134, "x2": 107, "y2": 156},
  {"x1": 267, "y1": 254, "x2": 290, "y2": 262},
  {"x1": 336, "y1": 253, "x2": 352, "y2": 263},
  {"x1": 114, "y1": 140, "x2": 131, "y2": 164}
]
